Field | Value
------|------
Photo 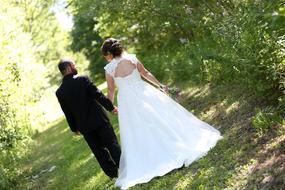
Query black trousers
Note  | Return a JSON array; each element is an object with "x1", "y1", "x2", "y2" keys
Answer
[{"x1": 83, "y1": 123, "x2": 121, "y2": 178}]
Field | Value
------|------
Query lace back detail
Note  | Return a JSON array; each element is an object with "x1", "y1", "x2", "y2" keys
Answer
[{"x1": 104, "y1": 53, "x2": 138, "y2": 77}]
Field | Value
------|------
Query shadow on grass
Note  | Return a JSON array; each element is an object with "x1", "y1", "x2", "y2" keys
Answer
[
  {"x1": 18, "y1": 82, "x2": 284, "y2": 190},
  {"x1": 130, "y1": 83, "x2": 285, "y2": 190}
]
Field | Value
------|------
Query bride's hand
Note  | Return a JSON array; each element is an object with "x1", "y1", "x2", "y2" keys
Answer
[
  {"x1": 159, "y1": 85, "x2": 169, "y2": 95},
  {"x1": 163, "y1": 85, "x2": 169, "y2": 94}
]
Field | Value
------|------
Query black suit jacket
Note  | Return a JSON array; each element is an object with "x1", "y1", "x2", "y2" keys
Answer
[{"x1": 56, "y1": 74, "x2": 115, "y2": 134}]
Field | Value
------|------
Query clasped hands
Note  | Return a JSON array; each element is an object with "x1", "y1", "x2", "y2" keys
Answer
[{"x1": 111, "y1": 106, "x2": 118, "y2": 115}]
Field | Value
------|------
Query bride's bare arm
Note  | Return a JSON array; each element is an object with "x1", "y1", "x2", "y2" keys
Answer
[
  {"x1": 137, "y1": 60, "x2": 167, "y2": 90},
  {"x1": 106, "y1": 73, "x2": 116, "y2": 103}
]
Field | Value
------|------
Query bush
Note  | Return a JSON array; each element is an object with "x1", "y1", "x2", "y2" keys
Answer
[
  {"x1": 0, "y1": 1, "x2": 89, "y2": 188},
  {"x1": 252, "y1": 107, "x2": 284, "y2": 132},
  {"x1": 252, "y1": 97, "x2": 285, "y2": 133},
  {"x1": 70, "y1": 1, "x2": 285, "y2": 103}
]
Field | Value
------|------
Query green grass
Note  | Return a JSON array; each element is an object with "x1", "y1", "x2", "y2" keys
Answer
[
  {"x1": 17, "y1": 116, "x2": 119, "y2": 190},
  {"x1": 17, "y1": 82, "x2": 285, "y2": 190}
]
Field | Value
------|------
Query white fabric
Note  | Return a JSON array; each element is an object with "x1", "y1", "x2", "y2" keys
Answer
[
  {"x1": 105, "y1": 53, "x2": 222, "y2": 189},
  {"x1": 104, "y1": 53, "x2": 138, "y2": 77}
]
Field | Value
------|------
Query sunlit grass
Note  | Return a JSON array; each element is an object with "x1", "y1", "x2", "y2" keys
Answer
[{"x1": 18, "y1": 82, "x2": 285, "y2": 190}]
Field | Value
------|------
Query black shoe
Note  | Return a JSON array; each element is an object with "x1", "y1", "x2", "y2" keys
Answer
[{"x1": 107, "y1": 170, "x2": 118, "y2": 179}]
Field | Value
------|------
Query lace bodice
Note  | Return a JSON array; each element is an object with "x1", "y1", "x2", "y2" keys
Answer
[
  {"x1": 104, "y1": 53, "x2": 138, "y2": 76},
  {"x1": 104, "y1": 53, "x2": 143, "y2": 90}
]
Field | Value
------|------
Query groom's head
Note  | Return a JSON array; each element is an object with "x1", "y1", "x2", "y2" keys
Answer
[{"x1": 58, "y1": 58, "x2": 78, "y2": 76}]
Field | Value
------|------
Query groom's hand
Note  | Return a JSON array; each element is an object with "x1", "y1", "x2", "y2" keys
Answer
[{"x1": 111, "y1": 107, "x2": 118, "y2": 115}]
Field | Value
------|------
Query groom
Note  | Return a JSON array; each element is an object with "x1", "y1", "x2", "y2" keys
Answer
[{"x1": 56, "y1": 58, "x2": 121, "y2": 178}]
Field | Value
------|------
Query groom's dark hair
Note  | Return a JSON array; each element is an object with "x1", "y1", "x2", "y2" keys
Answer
[{"x1": 58, "y1": 59, "x2": 73, "y2": 75}]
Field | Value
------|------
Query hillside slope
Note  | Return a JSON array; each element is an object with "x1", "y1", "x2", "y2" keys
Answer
[{"x1": 18, "y1": 83, "x2": 285, "y2": 190}]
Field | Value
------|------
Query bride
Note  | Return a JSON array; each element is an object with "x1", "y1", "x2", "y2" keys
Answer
[{"x1": 101, "y1": 38, "x2": 222, "y2": 189}]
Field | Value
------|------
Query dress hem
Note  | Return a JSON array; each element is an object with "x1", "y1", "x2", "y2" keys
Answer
[{"x1": 116, "y1": 134, "x2": 223, "y2": 190}]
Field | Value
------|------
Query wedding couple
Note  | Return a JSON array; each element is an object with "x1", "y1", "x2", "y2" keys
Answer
[{"x1": 56, "y1": 38, "x2": 222, "y2": 189}]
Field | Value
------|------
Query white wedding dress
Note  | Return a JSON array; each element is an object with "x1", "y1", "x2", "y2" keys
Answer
[{"x1": 104, "y1": 53, "x2": 222, "y2": 189}]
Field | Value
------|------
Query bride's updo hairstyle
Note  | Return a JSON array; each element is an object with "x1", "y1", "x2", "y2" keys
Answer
[{"x1": 101, "y1": 38, "x2": 123, "y2": 57}]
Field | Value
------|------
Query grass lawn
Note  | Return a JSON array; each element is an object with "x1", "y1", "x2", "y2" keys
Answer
[{"x1": 17, "y1": 82, "x2": 285, "y2": 190}]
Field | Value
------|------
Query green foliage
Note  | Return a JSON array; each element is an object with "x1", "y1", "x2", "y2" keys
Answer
[
  {"x1": 70, "y1": 0, "x2": 285, "y2": 97},
  {"x1": 69, "y1": 1, "x2": 106, "y2": 81},
  {"x1": 252, "y1": 97, "x2": 285, "y2": 132},
  {"x1": 0, "y1": 1, "x2": 41, "y2": 186},
  {"x1": 0, "y1": 0, "x2": 283, "y2": 188},
  {"x1": 252, "y1": 107, "x2": 283, "y2": 132},
  {"x1": 69, "y1": 0, "x2": 285, "y2": 137},
  {"x1": 0, "y1": 0, "x2": 89, "y2": 188}
]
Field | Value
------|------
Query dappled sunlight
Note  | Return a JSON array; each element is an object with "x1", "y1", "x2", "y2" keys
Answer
[
  {"x1": 174, "y1": 175, "x2": 193, "y2": 189},
  {"x1": 130, "y1": 81, "x2": 284, "y2": 189},
  {"x1": 225, "y1": 101, "x2": 240, "y2": 114},
  {"x1": 80, "y1": 171, "x2": 115, "y2": 190},
  {"x1": 192, "y1": 85, "x2": 211, "y2": 99},
  {"x1": 39, "y1": 118, "x2": 67, "y2": 134},
  {"x1": 18, "y1": 81, "x2": 285, "y2": 190},
  {"x1": 224, "y1": 133, "x2": 285, "y2": 189},
  {"x1": 68, "y1": 154, "x2": 94, "y2": 171},
  {"x1": 225, "y1": 159, "x2": 257, "y2": 189},
  {"x1": 2, "y1": 0, "x2": 284, "y2": 189},
  {"x1": 178, "y1": 85, "x2": 209, "y2": 104}
]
